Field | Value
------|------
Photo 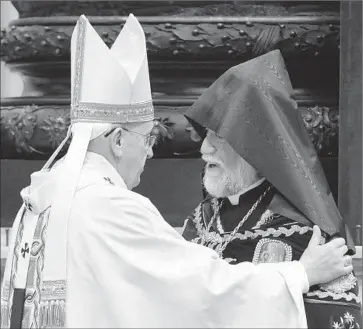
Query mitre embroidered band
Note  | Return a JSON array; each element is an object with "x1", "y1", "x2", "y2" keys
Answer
[{"x1": 71, "y1": 101, "x2": 154, "y2": 123}]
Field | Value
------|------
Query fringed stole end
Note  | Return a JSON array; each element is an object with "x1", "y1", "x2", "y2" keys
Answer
[
  {"x1": 1, "y1": 301, "x2": 10, "y2": 328},
  {"x1": 39, "y1": 299, "x2": 65, "y2": 328}
]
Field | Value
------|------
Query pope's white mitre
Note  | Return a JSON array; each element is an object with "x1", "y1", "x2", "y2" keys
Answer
[
  {"x1": 41, "y1": 14, "x2": 154, "y2": 284},
  {"x1": 70, "y1": 14, "x2": 154, "y2": 123}
]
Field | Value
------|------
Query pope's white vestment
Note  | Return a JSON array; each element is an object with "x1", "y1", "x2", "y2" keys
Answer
[
  {"x1": 66, "y1": 152, "x2": 309, "y2": 328},
  {"x1": 1, "y1": 151, "x2": 309, "y2": 328}
]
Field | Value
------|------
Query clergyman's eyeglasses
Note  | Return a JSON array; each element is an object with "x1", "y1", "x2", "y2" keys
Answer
[{"x1": 104, "y1": 127, "x2": 157, "y2": 147}]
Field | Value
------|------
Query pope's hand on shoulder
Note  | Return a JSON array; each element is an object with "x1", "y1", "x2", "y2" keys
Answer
[{"x1": 299, "y1": 225, "x2": 353, "y2": 287}]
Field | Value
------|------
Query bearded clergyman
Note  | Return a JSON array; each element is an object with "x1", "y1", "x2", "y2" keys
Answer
[{"x1": 183, "y1": 50, "x2": 362, "y2": 329}]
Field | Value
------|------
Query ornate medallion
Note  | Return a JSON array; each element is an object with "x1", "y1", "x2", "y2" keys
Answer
[
  {"x1": 252, "y1": 238, "x2": 293, "y2": 264},
  {"x1": 320, "y1": 272, "x2": 357, "y2": 294}
]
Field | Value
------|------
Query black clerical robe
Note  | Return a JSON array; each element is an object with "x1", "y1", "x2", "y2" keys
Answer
[{"x1": 183, "y1": 180, "x2": 362, "y2": 329}]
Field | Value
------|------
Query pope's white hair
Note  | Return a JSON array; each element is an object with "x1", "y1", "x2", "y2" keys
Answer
[
  {"x1": 90, "y1": 123, "x2": 114, "y2": 140},
  {"x1": 89, "y1": 121, "x2": 151, "y2": 140}
]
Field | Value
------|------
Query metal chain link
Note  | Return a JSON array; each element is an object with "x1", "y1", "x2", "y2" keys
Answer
[
  {"x1": 201, "y1": 199, "x2": 224, "y2": 245},
  {"x1": 217, "y1": 186, "x2": 272, "y2": 256},
  {"x1": 201, "y1": 186, "x2": 272, "y2": 257}
]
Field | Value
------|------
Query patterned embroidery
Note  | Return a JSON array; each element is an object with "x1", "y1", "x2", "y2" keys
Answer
[
  {"x1": 39, "y1": 281, "x2": 66, "y2": 328},
  {"x1": 12, "y1": 207, "x2": 65, "y2": 329},
  {"x1": 1, "y1": 281, "x2": 10, "y2": 300},
  {"x1": 252, "y1": 238, "x2": 292, "y2": 264},
  {"x1": 21, "y1": 207, "x2": 51, "y2": 328},
  {"x1": 71, "y1": 14, "x2": 86, "y2": 108},
  {"x1": 190, "y1": 201, "x2": 313, "y2": 246},
  {"x1": 320, "y1": 273, "x2": 357, "y2": 294},
  {"x1": 1, "y1": 281, "x2": 11, "y2": 328},
  {"x1": 103, "y1": 177, "x2": 115, "y2": 186},
  {"x1": 232, "y1": 224, "x2": 312, "y2": 242},
  {"x1": 21, "y1": 243, "x2": 30, "y2": 258},
  {"x1": 11, "y1": 206, "x2": 67, "y2": 329},
  {"x1": 8, "y1": 211, "x2": 26, "y2": 328},
  {"x1": 72, "y1": 101, "x2": 154, "y2": 123},
  {"x1": 252, "y1": 209, "x2": 279, "y2": 229},
  {"x1": 306, "y1": 290, "x2": 361, "y2": 303},
  {"x1": 211, "y1": 198, "x2": 224, "y2": 234},
  {"x1": 263, "y1": 58, "x2": 287, "y2": 85},
  {"x1": 282, "y1": 221, "x2": 299, "y2": 226},
  {"x1": 193, "y1": 224, "x2": 312, "y2": 254},
  {"x1": 332, "y1": 312, "x2": 360, "y2": 329},
  {"x1": 40, "y1": 280, "x2": 66, "y2": 301},
  {"x1": 190, "y1": 203, "x2": 204, "y2": 243},
  {"x1": 70, "y1": 18, "x2": 153, "y2": 124},
  {"x1": 1, "y1": 208, "x2": 26, "y2": 329}
]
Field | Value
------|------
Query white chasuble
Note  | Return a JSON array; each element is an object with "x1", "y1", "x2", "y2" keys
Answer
[
  {"x1": 67, "y1": 153, "x2": 308, "y2": 328},
  {"x1": 2, "y1": 153, "x2": 309, "y2": 328}
]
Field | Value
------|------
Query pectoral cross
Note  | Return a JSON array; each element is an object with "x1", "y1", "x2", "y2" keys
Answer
[{"x1": 21, "y1": 243, "x2": 29, "y2": 258}]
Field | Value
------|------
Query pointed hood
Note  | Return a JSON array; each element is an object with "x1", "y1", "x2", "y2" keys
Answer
[{"x1": 185, "y1": 50, "x2": 355, "y2": 253}]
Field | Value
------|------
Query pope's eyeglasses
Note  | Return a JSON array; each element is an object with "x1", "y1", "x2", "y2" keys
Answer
[{"x1": 104, "y1": 127, "x2": 157, "y2": 147}]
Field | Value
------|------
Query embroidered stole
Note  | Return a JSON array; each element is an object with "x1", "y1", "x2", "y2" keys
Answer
[{"x1": 1, "y1": 208, "x2": 66, "y2": 328}]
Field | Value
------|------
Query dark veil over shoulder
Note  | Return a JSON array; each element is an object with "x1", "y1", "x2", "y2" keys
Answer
[{"x1": 185, "y1": 50, "x2": 355, "y2": 254}]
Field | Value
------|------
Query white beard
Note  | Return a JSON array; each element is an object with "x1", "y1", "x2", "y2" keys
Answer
[
  {"x1": 203, "y1": 165, "x2": 249, "y2": 198},
  {"x1": 203, "y1": 172, "x2": 228, "y2": 198},
  {"x1": 203, "y1": 169, "x2": 245, "y2": 198}
]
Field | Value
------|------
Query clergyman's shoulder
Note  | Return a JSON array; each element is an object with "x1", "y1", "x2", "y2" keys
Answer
[{"x1": 76, "y1": 179, "x2": 159, "y2": 215}]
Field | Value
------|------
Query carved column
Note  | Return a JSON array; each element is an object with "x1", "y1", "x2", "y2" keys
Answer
[
  {"x1": 338, "y1": 0, "x2": 362, "y2": 245},
  {"x1": 339, "y1": 0, "x2": 362, "y2": 297}
]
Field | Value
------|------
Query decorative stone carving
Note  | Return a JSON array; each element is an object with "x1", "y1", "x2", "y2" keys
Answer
[
  {"x1": 0, "y1": 1, "x2": 340, "y2": 161},
  {"x1": 300, "y1": 106, "x2": 339, "y2": 157},
  {"x1": 0, "y1": 103, "x2": 339, "y2": 159},
  {"x1": 0, "y1": 104, "x2": 198, "y2": 159},
  {"x1": 1, "y1": 19, "x2": 340, "y2": 62},
  {"x1": 10, "y1": 1, "x2": 339, "y2": 19}
]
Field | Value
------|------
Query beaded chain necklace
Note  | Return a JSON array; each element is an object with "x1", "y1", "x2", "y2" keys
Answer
[{"x1": 201, "y1": 186, "x2": 272, "y2": 257}]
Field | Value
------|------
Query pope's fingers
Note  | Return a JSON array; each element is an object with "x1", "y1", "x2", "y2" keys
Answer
[
  {"x1": 329, "y1": 237, "x2": 346, "y2": 248},
  {"x1": 338, "y1": 245, "x2": 348, "y2": 256},
  {"x1": 308, "y1": 225, "x2": 321, "y2": 247},
  {"x1": 342, "y1": 265, "x2": 354, "y2": 276},
  {"x1": 343, "y1": 255, "x2": 353, "y2": 267}
]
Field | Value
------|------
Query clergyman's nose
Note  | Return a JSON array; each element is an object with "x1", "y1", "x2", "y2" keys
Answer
[
  {"x1": 200, "y1": 136, "x2": 215, "y2": 155},
  {"x1": 147, "y1": 145, "x2": 154, "y2": 159}
]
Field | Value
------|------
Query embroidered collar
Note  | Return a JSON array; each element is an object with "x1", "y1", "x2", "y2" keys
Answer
[{"x1": 227, "y1": 178, "x2": 266, "y2": 205}]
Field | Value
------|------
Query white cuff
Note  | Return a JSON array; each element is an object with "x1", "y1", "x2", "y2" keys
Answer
[
  {"x1": 274, "y1": 260, "x2": 309, "y2": 328},
  {"x1": 272, "y1": 260, "x2": 310, "y2": 294},
  {"x1": 296, "y1": 261, "x2": 310, "y2": 293}
]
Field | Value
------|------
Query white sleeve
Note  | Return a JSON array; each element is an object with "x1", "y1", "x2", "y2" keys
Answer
[{"x1": 67, "y1": 185, "x2": 307, "y2": 328}]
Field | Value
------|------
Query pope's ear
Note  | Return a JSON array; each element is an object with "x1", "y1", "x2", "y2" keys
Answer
[{"x1": 110, "y1": 128, "x2": 124, "y2": 157}]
